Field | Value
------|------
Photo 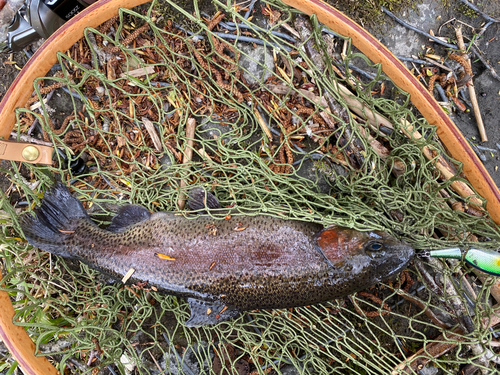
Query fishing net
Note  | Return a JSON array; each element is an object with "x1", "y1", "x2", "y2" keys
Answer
[{"x1": 1, "y1": 0, "x2": 500, "y2": 373}]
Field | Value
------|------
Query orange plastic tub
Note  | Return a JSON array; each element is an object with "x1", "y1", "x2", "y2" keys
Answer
[{"x1": 1, "y1": 0, "x2": 499, "y2": 373}]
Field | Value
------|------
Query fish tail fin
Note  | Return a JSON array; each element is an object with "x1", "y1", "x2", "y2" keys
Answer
[{"x1": 19, "y1": 183, "x2": 89, "y2": 257}]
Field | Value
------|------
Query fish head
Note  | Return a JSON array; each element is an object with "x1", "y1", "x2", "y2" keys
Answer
[{"x1": 314, "y1": 226, "x2": 414, "y2": 283}]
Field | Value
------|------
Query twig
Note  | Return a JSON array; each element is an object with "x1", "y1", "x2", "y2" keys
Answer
[
  {"x1": 477, "y1": 21, "x2": 494, "y2": 38},
  {"x1": 332, "y1": 84, "x2": 484, "y2": 208},
  {"x1": 475, "y1": 145, "x2": 497, "y2": 153},
  {"x1": 470, "y1": 46, "x2": 500, "y2": 82},
  {"x1": 243, "y1": 0, "x2": 257, "y2": 19},
  {"x1": 382, "y1": 7, "x2": 459, "y2": 50},
  {"x1": 430, "y1": 258, "x2": 489, "y2": 373},
  {"x1": 475, "y1": 273, "x2": 500, "y2": 304},
  {"x1": 147, "y1": 349, "x2": 162, "y2": 373},
  {"x1": 428, "y1": 257, "x2": 475, "y2": 334},
  {"x1": 177, "y1": 118, "x2": 196, "y2": 210},
  {"x1": 355, "y1": 125, "x2": 405, "y2": 176},
  {"x1": 61, "y1": 86, "x2": 88, "y2": 101},
  {"x1": 396, "y1": 291, "x2": 450, "y2": 330},
  {"x1": 346, "y1": 62, "x2": 378, "y2": 81},
  {"x1": 295, "y1": 14, "x2": 366, "y2": 168},
  {"x1": 213, "y1": 32, "x2": 292, "y2": 51},
  {"x1": 253, "y1": 106, "x2": 273, "y2": 140},
  {"x1": 86, "y1": 31, "x2": 108, "y2": 67},
  {"x1": 435, "y1": 84, "x2": 449, "y2": 103},
  {"x1": 458, "y1": 0, "x2": 500, "y2": 23},
  {"x1": 38, "y1": 339, "x2": 76, "y2": 353},
  {"x1": 121, "y1": 268, "x2": 135, "y2": 284},
  {"x1": 295, "y1": 15, "x2": 349, "y2": 123},
  {"x1": 397, "y1": 55, "x2": 452, "y2": 73},
  {"x1": 455, "y1": 26, "x2": 487, "y2": 142},
  {"x1": 218, "y1": 21, "x2": 297, "y2": 43},
  {"x1": 396, "y1": 55, "x2": 428, "y2": 65},
  {"x1": 399, "y1": 121, "x2": 483, "y2": 207},
  {"x1": 10, "y1": 132, "x2": 53, "y2": 147},
  {"x1": 299, "y1": 79, "x2": 481, "y2": 205},
  {"x1": 162, "y1": 333, "x2": 196, "y2": 375},
  {"x1": 393, "y1": 302, "x2": 500, "y2": 374},
  {"x1": 437, "y1": 17, "x2": 456, "y2": 36},
  {"x1": 423, "y1": 57, "x2": 453, "y2": 72}
]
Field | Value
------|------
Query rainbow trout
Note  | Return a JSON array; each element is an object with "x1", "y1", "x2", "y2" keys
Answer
[{"x1": 20, "y1": 184, "x2": 413, "y2": 327}]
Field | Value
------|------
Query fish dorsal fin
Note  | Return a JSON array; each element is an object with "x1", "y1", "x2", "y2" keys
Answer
[
  {"x1": 185, "y1": 298, "x2": 239, "y2": 327},
  {"x1": 107, "y1": 205, "x2": 151, "y2": 232},
  {"x1": 188, "y1": 187, "x2": 222, "y2": 212}
]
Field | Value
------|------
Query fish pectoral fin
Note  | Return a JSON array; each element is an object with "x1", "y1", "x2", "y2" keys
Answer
[
  {"x1": 107, "y1": 205, "x2": 151, "y2": 232},
  {"x1": 188, "y1": 187, "x2": 222, "y2": 212},
  {"x1": 185, "y1": 298, "x2": 239, "y2": 327}
]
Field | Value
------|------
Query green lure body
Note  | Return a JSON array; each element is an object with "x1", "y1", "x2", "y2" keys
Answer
[{"x1": 429, "y1": 248, "x2": 500, "y2": 276}]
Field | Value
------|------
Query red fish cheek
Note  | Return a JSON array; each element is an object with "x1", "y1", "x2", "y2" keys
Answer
[{"x1": 313, "y1": 227, "x2": 364, "y2": 266}]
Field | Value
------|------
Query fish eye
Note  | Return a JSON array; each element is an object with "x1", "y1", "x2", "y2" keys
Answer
[{"x1": 367, "y1": 241, "x2": 384, "y2": 252}]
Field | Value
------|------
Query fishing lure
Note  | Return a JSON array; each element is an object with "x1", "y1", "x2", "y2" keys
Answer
[{"x1": 423, "y1": 247, "x2": 500, "y2": 277}]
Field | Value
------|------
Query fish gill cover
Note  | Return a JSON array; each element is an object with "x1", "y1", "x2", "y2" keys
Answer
[{"x1": 1, "y1": 0, "x2": 500, "y2": 374}]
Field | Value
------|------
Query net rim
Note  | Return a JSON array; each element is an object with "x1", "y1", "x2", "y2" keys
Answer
[{"x1": 0, "y1": 0, "x2": 498, "y2": 374}]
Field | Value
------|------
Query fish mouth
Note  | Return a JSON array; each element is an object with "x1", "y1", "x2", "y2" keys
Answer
[
  {"x1": 385, "y1": 245, "x2": 415, "y2": 279},
  {"x1": 402, "y1": 245, "x2": 415, "y2": 261}
]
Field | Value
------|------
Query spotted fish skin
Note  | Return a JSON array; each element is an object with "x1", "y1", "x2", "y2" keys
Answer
[{"x1": 20, "y1": 184, "x2": 414, "y2": 326}]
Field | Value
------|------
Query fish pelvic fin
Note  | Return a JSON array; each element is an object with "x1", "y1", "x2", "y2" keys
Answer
[{"x1": 19, "y1": 183, "x2": 90, "y2": 257}]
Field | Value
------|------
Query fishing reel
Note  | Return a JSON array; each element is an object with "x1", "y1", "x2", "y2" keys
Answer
[{"x1": 1, "y1": 0, "x2": 96, "y2": 53}]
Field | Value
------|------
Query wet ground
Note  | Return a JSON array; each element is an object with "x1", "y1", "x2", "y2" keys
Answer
[{"x1": 371, "y1": 0, "x2": 500, "y2": 187}]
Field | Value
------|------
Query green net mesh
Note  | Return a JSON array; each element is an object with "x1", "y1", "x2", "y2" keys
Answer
[{"x1": 2, "y1": 0, "x2": 500, "y2": 373}]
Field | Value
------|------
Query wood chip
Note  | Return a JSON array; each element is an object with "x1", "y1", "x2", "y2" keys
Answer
[
  {"x1": 122, "y1": 268, "x2": 135, "y2": 283},
  {"x1": 116, "y1": 136, "x2": 127, "y2": 148},
  {"x1": 319, "y1": 111, "x2": 336, "y2": 129},
  {"x1": 155, "y1": 253, "x2": 176, "y2": 261},
  {"x1": 219, "y1": 306, "x2": 228, "y2": 314},
  {"x1": 142, "y1": 117, "x2": 163, "y2": 152},
  {"x1": 265, "y1": 83, "x2": 293, "y2": 95},
  {"x1": 177, "y1": 117, "x2": 196, "y2": 209},
  {"x1": 197, "y1": 148, "x2": 213, "y2": 161},
  {"x1": 253, "y1": 106, "x2": 273, "y2": 140},
  {"x1": 29, "y1": 98, "x2": 48, "y2": 111},
  {"x1": 120, "y1": 66, "x2": 155, "y2": 78},
  {"x1": 107, "y1": 62, "x2": 116, "y2": 80},
  {"x1": 281, "y1": 22, "x2": 301, "y2": 38}
]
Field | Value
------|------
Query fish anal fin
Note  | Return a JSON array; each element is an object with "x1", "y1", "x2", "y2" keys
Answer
[
  {"x1": 107, "y1": 205, "x2": 151, "y2": 232},
  {"x1": 185, "y1": 298, "x2": 239, "y2": 327}
]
